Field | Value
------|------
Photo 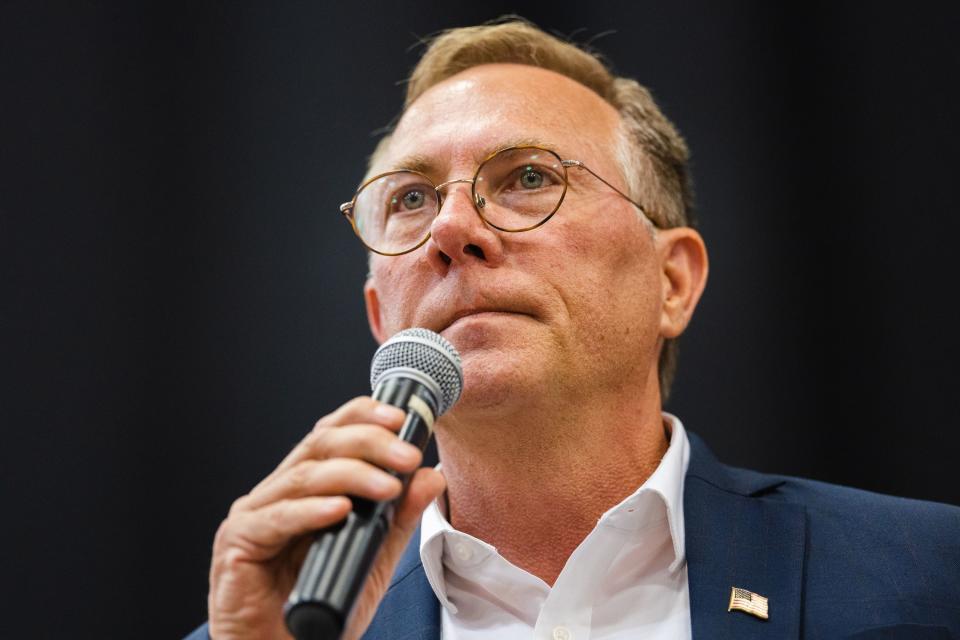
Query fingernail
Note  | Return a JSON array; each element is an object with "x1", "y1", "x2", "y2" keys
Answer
[
  {"x1": 370, "y1": 473, "x2": 399, "y2": 493},
  {"x1": 374, "y1": 404, "x2": 405, "y2": 422},
  {"x1": 322, "y1": 497, "x2": 349, "y2": 513},
  {"x1": 390, "y1": 441, "x2": 420, "y2": 463}
]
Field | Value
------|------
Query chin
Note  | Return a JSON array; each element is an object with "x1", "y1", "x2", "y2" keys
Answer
[
  {"x1": 439, "y1": 314, "x2": 554, "y2": 410},
  {"x1": 450, "y1": 346, "x2": 547, "y2": 413}
]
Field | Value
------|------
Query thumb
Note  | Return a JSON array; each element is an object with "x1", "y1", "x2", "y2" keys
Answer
[
  {"x1": 393, "y1": 466, "x2": 446, "y2": 535},
  {"x1": 341, "y1": 467, "x2": 445, "y2": 640}
]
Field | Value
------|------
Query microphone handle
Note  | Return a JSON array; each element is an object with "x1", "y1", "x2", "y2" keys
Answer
[{"x1": 284, "y1": 377, "x2": 437, "y2": 640}]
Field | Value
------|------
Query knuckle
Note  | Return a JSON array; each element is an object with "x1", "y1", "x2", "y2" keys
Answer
[
  {"x1": 212, "y1": 518, "x2": 231, "y2": 549},
  {"x1": 227, "y1": 496, "x2": 248, "y2": 517},
  {"x1": 306, "y1": 425, "x2": 336, "y2": 458},
  {"x1": 347, "y1": 426, "x2": 379, "y2": 451},
  {"x1": 320, "y1": 396, "x2": 373, "y2": 426},
  {"x1": 211, "y1": 541, "x2": 235, "y2": 577},
  {"x1": 286, "y1": 461, "x2": 316, "y2": 493},
  {"x1": 265, "y1": 502, "x2": 287, "y2": 532},
  {"x1": 221, "y1": 547, "x2": 246, "y2": 570},
  {"x1": 342, "y1": 396, "x2": 377, "y2": 419},
  {"x1": 313, "y1": 404, "x2": 345, "y2": 429},
  {"x1": 348, "y1": 395, "x2": 375, "y2": 410}
]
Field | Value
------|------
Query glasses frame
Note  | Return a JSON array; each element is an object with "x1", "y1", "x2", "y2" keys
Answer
[{"x1": 339, "y1": 144, "x2": 655, "y2": 256}]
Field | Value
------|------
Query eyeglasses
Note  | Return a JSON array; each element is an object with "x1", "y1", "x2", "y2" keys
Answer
[{"x1": 339, "y1": 145, "x2": 656, "y2": 256}]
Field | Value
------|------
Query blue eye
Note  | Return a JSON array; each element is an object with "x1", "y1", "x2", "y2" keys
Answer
[
  {"x1": 520, "y1": 167, "x2": 544, "y2": 189},
  {"x1": 401, "y1": 190, "x2": 426, "y2": 209}
]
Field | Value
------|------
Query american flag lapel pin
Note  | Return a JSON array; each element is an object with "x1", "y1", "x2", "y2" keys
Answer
[{"x1": 728, "y1": 586, "x2": 769, "y2": 620}]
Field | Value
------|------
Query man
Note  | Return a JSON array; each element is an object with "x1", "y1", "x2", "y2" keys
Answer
[{"x1": 189, "y1": 19, "x2": 960, "y2": 640}]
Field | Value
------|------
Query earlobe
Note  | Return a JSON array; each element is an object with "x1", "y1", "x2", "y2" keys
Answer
[
  {"x1": 657, "y1": 228, "x2": 709, "y2": 339},
  {"x1": 364, "y1": 279, "x2": 387, "y2": 344}
]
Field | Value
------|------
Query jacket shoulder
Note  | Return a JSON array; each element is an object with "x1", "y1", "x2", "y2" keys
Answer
[
  {"x1": 761, "y1": 472, "x2": 960, "y2": 551},
  {"x1": 686, "y1": 431, "x2": 960, "y2": 544},
  {"x1": 774, "y1": 475, "x2": 960, "y2": 630},
  {"x1": 696, "y1": 447, "x2": 960, "y2": 631}
]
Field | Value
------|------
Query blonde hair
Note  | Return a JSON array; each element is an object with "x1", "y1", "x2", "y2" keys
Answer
[{"x1": 370, "y1": 18, "x2": 694, "y2": 401}]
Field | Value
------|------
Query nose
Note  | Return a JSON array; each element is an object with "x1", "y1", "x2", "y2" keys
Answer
[{"x1": 425, "y1": 179, "x2": 505, "y2": 273}]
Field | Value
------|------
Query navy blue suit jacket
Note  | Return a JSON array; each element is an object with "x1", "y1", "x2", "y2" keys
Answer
[{"x1": 187, "y1": 433, "x2": 960, "y2": 639}]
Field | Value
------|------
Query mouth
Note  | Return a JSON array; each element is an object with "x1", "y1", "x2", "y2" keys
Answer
[{"x1": 439, "y1": 308, "x2": 533, "y2": 333}]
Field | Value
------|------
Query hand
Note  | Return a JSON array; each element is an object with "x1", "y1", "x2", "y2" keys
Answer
[{"x1": 207, "y1": 397, "x2": 446, "y2": 640}]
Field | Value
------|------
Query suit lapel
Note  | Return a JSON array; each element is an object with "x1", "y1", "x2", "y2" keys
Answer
[
  {"x1": 684, "y1": 434, "x2": 806, "y2": 639},
  {"x1": 366, "y1": 433, "x2": 806, "y2": 640}
]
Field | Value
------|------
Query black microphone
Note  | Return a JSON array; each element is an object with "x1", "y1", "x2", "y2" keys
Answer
[{"x1": 284, "y1": 328, "x2": 463, "y2": 640}]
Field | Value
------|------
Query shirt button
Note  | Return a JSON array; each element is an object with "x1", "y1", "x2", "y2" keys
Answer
[{"x1": 552, "y1": 626, "x2": 572, "y2": 640}]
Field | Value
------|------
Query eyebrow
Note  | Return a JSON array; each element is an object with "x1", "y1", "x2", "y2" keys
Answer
[{"x1": 389, "y1": 136, "x2": 558, "y2": 177}]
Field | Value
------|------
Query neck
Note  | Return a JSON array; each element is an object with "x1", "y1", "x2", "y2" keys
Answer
[{"x1": 434, "y1": 376, "x2": 668, "y2": 586}]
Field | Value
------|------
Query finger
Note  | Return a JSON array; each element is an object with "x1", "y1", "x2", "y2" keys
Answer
[
  {"x1": 317, "y1": 396, "x2": 407, "y2": 431},
  {"x1": 392, "y1": 467, "x2": 446, "y2": 535},
  {"x1": 219, "y1": 496, "x2": 353, "y2": 562},
  {"x1": 342, "y1": 468, "x2": 446, "y2": 640},
  {"x1": 289, "y1": 424, "x2": 423, "y2": 476},
  {"x1": 241, "y1": 457, "x2": 405, "y2": 512},
  {"x1": 273, "y1": 397, "x2": 407, "y2": 475}
]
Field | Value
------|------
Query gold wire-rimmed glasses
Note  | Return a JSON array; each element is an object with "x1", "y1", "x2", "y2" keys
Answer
[{"x1": 339, "y1": 145, "x2": 655, "y2": 256}]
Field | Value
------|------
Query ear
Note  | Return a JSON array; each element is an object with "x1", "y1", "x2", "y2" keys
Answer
[
  {"x1": 364, "y1": 278, "x2": 388, "y2": 344},
  {"x1": 655, "y1": 227, "x2": 709, "y2": 339}
]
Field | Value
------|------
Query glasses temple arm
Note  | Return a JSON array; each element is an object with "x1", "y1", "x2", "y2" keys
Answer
[{"x1": 561, "y1": 160, "x2": 656, "y2": 226}]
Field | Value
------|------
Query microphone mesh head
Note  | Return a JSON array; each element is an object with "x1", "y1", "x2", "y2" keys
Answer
[{"x1": 370, "y1": 328, "x2": 463, "y2": 415}]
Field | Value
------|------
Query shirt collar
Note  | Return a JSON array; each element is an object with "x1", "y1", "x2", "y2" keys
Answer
[
  {"x1": 608, "y1": 412, "x2": 689, "y2": 572},
  {"x1": 419, "y1": 475, "x2": 459, "y2": 611},
  {"x1": 419, "y1": 413, "x2": 691, "y2": 610}
]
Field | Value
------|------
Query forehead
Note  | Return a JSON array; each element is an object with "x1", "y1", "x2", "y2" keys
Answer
[{"x1": 376, "y1": 64, "x2": 622, "y2": 175}]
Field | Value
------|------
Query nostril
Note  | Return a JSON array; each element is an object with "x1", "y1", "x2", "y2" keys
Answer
[
  {"x1": 464, "y1": 244, "x2": 485, "y2": 260},
  {"x1": 439, "y1": 251, "x2": 452, "y2": 266}
]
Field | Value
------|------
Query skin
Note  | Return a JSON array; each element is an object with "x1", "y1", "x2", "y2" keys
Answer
[
  {"x1": 207, "y1": 62, "x2": 707, "y2": 639},
  {"x1": 208, "y1": 399, "x2": 445, "y2": 640},
  {"x1": 365, "y1": 64, "x2": 708, "y2": 585}
]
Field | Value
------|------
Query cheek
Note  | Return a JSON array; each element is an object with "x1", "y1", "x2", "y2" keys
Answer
[
  {"x1": 370, "y1": 256, "x2": 450, "y2": 334},
  {"x1": 559, "y1": 219, "x2": 662, "y2": 336},
  {"x1": 370, "y1": 260, "x2": 416, "y2": 330},
  {"x1": 558, "y1": 212, "x2": 655, "y2": 286}
]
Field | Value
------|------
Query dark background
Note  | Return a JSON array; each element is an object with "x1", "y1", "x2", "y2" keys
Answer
[{"x1": 2, "y1": 2, "x2": 959, "y2": 637}]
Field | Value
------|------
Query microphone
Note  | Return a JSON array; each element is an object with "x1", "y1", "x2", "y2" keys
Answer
[{"x1": 284, "y1": 328, "x2": 463, "y2": 640}]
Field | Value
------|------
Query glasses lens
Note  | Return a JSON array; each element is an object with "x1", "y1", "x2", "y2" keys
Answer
[
  {"x1": 474, "y1": 147, "x2": 566, "y2": 231},
  {"x1": 352, "y1": 172, "x2": 438, "y2": 254}
]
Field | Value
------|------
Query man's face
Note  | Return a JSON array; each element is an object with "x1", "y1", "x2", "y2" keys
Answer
[{"x1": 364, "y1": 64, "x2": 668, "y2": 414}]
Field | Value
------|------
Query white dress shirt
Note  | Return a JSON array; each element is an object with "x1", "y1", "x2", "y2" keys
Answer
[{"x1": 419, "y1": 414, "x2": 692, "y2": 640}]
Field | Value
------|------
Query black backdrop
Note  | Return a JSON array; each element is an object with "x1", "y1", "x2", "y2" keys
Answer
[{"x1": 2, "y1": 2, "x2": 959, "y2": 637}]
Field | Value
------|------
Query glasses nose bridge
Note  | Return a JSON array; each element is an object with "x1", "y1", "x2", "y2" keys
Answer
[
  {"x1": 434, "y1": 176, "x2": 475, "y2": 194},
  {"x1": 433, "y1": 177, "x2": 483, "y2": 212}
]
